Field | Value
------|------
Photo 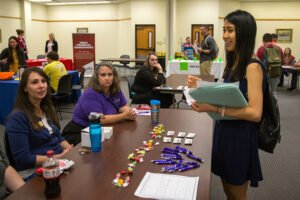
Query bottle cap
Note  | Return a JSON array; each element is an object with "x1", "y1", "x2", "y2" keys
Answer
[
  {"x1": 150, "y1": 99, "x2": 160, "y2": 105},
  {"x1": 46, "y1": 150, "x2": 54, "y2": 157}
]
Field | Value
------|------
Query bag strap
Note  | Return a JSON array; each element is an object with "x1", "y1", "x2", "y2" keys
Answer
[{"x1": 100, "y1": 93, "x2": 119, "y2": 113}]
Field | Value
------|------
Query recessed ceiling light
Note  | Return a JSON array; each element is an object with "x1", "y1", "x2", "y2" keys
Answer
[{"x1": 46, "y1": 1, "x2": 111, "y2": 6}]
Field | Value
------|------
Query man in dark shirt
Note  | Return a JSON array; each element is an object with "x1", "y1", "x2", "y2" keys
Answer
[{"x1": 197, "y1": 25, "x2": 218, "y2": 75}]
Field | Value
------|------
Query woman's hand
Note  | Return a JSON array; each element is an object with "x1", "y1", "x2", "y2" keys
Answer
[
  {"x1": 55, "y1": 144, "x2": 73, "y2": 159},
  {"x1": 187, "y1": 75, "x2": 201, "y2": 88},
  {"x1": 191, "y1": 102, "x2": 216, "y2": 113},
  {"x1": 123, "y1": 109, "x2": 137, "y2": 121},
  {"x1": 0, "y1": 58, "x2": 7, "y2": 64},
  {"x1": 153, "y1": 63, "x2": 163, "y2": 73}
]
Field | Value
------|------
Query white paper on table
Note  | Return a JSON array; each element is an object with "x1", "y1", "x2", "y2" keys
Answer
[
  {"x1": 134, "y1": 172, "x2": 199, "y2": 200},
  {"x1": 183, "y1": 87, "x2": 194, "y2": 106}
]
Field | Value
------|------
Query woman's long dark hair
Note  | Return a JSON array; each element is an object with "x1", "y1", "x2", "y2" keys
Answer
[
  {"x1": 223, "y1": 10, "x2": 257, "y2": 81},
  {"x1": 7, "y1": 36, "x2": 23, "y2": 65},
  {"x1": 13, "y1": 67, "x2": 59, "y2": 129},
  {"x1": 87, "y1": 62, "x2": 121, "y2": 95}
]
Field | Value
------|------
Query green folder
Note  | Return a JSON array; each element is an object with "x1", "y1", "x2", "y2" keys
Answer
[{"x1": 189, "y1": 83, "x2": 248, "y2": 120}]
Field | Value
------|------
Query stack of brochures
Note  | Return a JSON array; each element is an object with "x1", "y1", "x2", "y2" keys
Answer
[{"x1": 188, "y1": 81, "x2": 248, "y2": 120}]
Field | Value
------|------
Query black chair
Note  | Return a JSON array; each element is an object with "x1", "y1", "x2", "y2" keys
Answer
[
  {"x1": 37, "y1": 54, "x2": 46, "y2": 59},
  {"x1": 72, "y1": 69, "x2": 85, "y2": 90},
  {"x1": 51, "y1": 74, "x2": 73, "y2": 119},
  {"x1": 127, "y1": 76, "x2": 136, "y2": 104},
  {"x1": 114, "y1": 54, "x2": 130, "y2": 77},
  {"x1": 135, "y1": 55, "x2": 146, "y2": 68},
  {"x1": 120, "y1": 54, "x2": 130, "y2": 67}
]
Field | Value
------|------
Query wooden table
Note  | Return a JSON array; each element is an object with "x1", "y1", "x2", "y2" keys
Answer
[{"x1": 7, "y1": 109, "x2": 213, "y2": 200}]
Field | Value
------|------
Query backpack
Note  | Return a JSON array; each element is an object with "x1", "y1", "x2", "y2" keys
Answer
[
  {"x1": 257, "y1": 76, "x2": 281, "y2": 153},
  {"x1": 204, "y1": 35, "x2": 219, "y2": 60},
  {"x1": 264, "y1": 47, "x2": 282, "y2": 77}
]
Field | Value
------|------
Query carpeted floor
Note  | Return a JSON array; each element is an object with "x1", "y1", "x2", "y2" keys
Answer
[{"x1": 1, "y1": 78, "x2": 299, "y2": 199}]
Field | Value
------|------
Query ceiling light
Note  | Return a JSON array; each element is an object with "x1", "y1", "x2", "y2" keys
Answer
[
  {"x1": 29, "y1": 0, "x2": 52, "y2": 2},
  {"x1": 46, "y1": 1, "x2": 110, "y2": 6}
]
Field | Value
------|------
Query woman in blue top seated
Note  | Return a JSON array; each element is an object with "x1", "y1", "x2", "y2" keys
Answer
[
  {"x1": 62, "y1": 62, "x2": 137, "y2": 145},
  {"x1": 6, "y1": 68, "x2": 72, "y2": 174}
]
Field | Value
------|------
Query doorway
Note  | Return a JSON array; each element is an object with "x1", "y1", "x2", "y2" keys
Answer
[
  {"x1": 135, "y1": 25, "x2": 156, "y2": 57},
  {"x1": 191, "y1": 24, "x2": 214, "y2": 46}
]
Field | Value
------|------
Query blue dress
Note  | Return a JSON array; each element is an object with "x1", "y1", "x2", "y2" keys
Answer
[{"x1": 212, "y1": 60, "x2": 265, "y2": 187}]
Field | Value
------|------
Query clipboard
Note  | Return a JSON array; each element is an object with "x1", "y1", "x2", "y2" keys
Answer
[{"x1": 189, "y1": 83, "x2": 248, "y2": 120}]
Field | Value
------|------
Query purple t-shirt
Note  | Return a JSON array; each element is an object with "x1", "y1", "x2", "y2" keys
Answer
[{"x1": 72, "y1": 88, "x2": 127, "y2": 127}]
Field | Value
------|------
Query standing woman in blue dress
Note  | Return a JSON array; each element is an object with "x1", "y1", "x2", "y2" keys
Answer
[{"x1": 188, "y1": 10, "x2": 266, "y2": 199}]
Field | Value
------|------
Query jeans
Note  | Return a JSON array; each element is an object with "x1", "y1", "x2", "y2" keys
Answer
[{"x1": 267, "y1": 74, "x2": 280, "y2": 98}]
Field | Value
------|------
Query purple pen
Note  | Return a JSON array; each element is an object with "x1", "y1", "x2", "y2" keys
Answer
[
  {"x1": 187, "y1": 153, "x2": 204, "y2": 163},
  {"x1": 178, "y1": 162, "x2": 200, "y2": 172},
  {"x1": 152, "y1": 159, "x2": 178, "y2": 165}
]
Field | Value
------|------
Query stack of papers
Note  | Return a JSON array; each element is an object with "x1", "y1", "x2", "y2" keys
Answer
[{"x1": 135, "y1": 172, "x2": 199, "y2": 200}]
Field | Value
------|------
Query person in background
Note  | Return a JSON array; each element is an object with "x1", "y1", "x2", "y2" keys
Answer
[
  {"x1": 256, "y1": 33, "x2": 284, "y2": 97},
  {"x1": 131, "y1": 52, "x2": 174, "y2": 108},
  {"x1": 6, "y1": 68, "x2": 72, "y2": 176},
  {"x1": 197, "y1": 25, "x2": 218, "y2": 75},
  {"x1": 288, "y1": 58, "x2": 300, "y2": 91},
  {"x1": 0, "y1": 144, "x2": 25, "y2": 199},
  {"x1": 45, "y1": 33, "x2": 58, "y2": 55},
  {"x1": 62, "y1": 62, "x2": 136, "y2": 145},
  {"x1": 181, "y1": 36, "x2": 194, "y2": 60},
  {"x1": 188, "y1": 10, "x2": 265, "y2": 199},
  {"x1": 16, "y1": 29, "x2": 28, "y2": 60},
  {"x1": 0, "y1": 36, "x2": 27, "y2": 74},
  {"x1": 278, "y1": 47, "x2": 295, "y2": 87},
  {"x1": 43, "y1": 51, "x2": 67, "y2": 92}
]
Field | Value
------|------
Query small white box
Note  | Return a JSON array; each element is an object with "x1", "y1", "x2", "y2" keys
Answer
[{"x1": 81, "y1": 127, "x2": 113, "y2": 147}]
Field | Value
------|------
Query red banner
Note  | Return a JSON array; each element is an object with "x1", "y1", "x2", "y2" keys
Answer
[{"x1": 72, "y1": 33, "x2": 95, "y2": 72}]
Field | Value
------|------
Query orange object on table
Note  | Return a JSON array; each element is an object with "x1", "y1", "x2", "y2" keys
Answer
[{"x1": 0, "y1": 72, "x2": 14, "y2": 80}]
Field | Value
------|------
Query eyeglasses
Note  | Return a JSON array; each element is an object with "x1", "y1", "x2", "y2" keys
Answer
[{"x1": 99, "y1": 73, "x2": 113, "y2": 77}]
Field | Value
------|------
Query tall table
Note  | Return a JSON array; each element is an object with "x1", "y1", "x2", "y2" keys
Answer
[
  {"x1": 7, "y1": 109, "x2": 213, "y2": 200},
  {"x1": 0, "y1": 79, "x2": 19, "y2": 124},
  {"x1": 26, "y1": 58, "x2": 73, "y2": 70},
  {"x1": 101, "y1": 58, "x2": 146, "y2": 64},
  {"x1": 0, "y1": 71, "x2": 80, "y2": 124},
  {"x1": 167, "y1": 60, "x2": 224, "y2": 79}
]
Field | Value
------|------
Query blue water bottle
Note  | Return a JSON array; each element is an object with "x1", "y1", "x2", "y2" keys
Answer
[{"x1": 88, "y1": 112, "x2": 102, "y2": 152}]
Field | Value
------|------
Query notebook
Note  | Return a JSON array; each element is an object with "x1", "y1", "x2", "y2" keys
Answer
[{"x1": 189, "y1": 83, "x2": 248, "y2": 120}]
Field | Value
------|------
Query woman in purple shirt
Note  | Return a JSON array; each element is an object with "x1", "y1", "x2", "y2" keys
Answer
[{"x1": 63, "y1": 62, "x2": 137, "y2": 145}]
